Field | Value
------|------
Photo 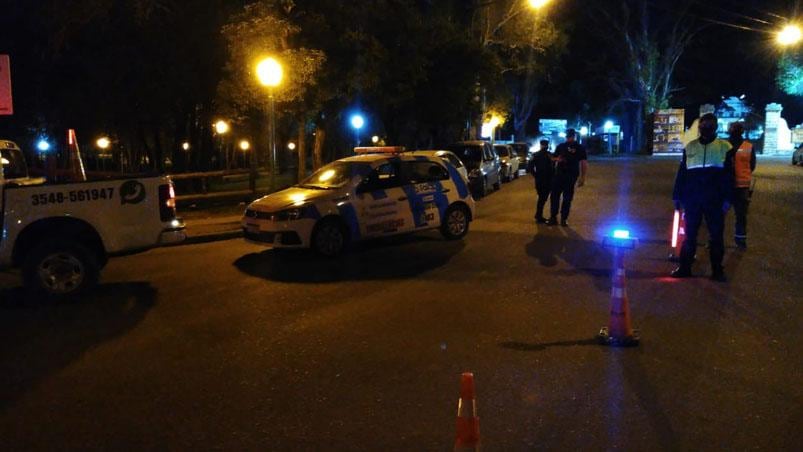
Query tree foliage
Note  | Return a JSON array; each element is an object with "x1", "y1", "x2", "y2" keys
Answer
[
  {"x1": 777, "y1": 53, "x2": 803, "y2": 97},
  {"x1": 217, "y1": 2, "x2": 325, "y2": 119}
]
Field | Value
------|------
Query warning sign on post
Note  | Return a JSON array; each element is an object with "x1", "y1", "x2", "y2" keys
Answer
[{"x1": 0, "y1": 55, "x2": 13, "y2": 116}]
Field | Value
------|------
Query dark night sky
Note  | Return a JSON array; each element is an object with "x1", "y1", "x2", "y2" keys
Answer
[
  {"x1": 536, "y1": 0, "x2": 803, "y2": 127},
  {"x1": 1, "y1": 0, "x2": 801, "y2": 135}
]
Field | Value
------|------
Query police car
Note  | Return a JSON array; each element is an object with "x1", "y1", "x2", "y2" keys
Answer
[{"x1": 242, "y1": 147, "x2": 476, "y2": 256}]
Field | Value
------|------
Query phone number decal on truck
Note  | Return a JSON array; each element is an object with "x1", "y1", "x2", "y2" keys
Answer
[{"x1": 31, "y1": 188, "x2": 115, "y2": 206}]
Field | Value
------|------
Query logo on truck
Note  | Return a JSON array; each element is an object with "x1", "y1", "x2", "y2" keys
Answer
[{"x1": 120, "y1": 180, "x2": 146, "y2": 205}]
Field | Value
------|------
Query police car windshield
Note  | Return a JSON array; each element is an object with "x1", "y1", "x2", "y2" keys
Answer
[
  {"x1": 298, "y1": 162, "x2": 352, "y2": 189},
  {"x1": 0, "y1": 149, "x2": 29, "y2": 179}
]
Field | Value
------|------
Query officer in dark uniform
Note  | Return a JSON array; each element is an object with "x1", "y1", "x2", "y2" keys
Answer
[
  {"x1": 671, "y1": 113, "x2": 733, "y2": 282},
  {"x1": 527, "y1": 139, "x2": 554, "y2": 223},
  {"x1": 546, "y1": 129, "x2": 587, "y2": 226}
]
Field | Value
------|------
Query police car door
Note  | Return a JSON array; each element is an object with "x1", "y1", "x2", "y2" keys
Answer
[
  {"x1": 400, "y1": 159, "x2": 452, "y2": 230},
  {"x1": 354, "y1": 161, "x2": 413, "y2": 237}
]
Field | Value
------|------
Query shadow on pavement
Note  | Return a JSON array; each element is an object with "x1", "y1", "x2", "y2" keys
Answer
[
  {"x1": 234, "y1": 234, "x2": 466, "y2": 283},
  {"x1": 525, "y1": 227, "x2": 608, "y2": 268},
  {"x1": 499, "y1": 338, "x2": 600, "y2": 351},
  {"x1": 0, "y1": 282, "x2": 156, "y2": 412}
]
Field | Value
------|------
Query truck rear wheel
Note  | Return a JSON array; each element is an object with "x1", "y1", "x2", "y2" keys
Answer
[{"x1": 23, "y1": 240, "x2": 100, "y2": 299}]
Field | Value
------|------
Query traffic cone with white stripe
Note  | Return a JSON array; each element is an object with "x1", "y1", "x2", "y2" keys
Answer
[
  {"x1": 66, "y1": 128, "x2": 87, "y2": 182},
  {"x1": 668, "y1": 209, "x2": 686, "y2": 262},
  {"x1": 598, "y1": 248, "x2": 639, "y2": 346},
  {"x1": 454, "y1": 372, "x2": 480, "y2": 451}
]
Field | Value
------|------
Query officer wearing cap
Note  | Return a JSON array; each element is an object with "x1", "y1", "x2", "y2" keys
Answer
[
  {"x1": 527, "y1": 139, "x2": 554, "y2": 223},
  {"x1": 671, "y1": 113, "x2": 733, "y2": 282},
  {"x1": 546, "y1": 128, "x2": 587, "y2": 226}
]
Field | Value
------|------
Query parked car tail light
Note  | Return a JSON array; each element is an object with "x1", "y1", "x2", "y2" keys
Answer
[{"x1": 159, "y1": 183, "x2": 177, "y2": 221}]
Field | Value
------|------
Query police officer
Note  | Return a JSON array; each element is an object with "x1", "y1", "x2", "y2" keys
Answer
[
  {"x1": 671, "y1": 113, "x2": 733, "y2": 282},
  {"x1": 547, "y1": 129, "x2": 587, "y2": 226},
  {"x1": 527, "y1": 139, "x2": 554, "y2": 223},
  {"x1": 725, "y1": 122, "x2": 756, "y2": 249}
]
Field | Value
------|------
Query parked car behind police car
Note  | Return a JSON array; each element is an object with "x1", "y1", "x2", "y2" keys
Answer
[
  {"x1": 404, "y1": 149, "x2": 468, "y2": 181},
  {"x1": 242, "y1": 147, "x2": 475, "y2": 256}
]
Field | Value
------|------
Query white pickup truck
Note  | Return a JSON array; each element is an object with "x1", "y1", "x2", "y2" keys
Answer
[{"x1": 0, "y1": 139, "x2": 185, "y2": 298}]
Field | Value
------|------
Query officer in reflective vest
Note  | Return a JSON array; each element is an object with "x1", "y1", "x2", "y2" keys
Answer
[
  {"x1": 671, "y1": 113, "x2": 734, "y2": 282},
  {"x1": 725, "y1": 122, "x2": 756, "y2": 249}
]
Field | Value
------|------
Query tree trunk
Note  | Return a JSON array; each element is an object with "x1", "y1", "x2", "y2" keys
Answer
[
  {"x1": 297, "y1": 118, "x2": 307, "y2": 182},
  {"x1": 313, "y1": 124, "x2": 325, "y2": 170}
]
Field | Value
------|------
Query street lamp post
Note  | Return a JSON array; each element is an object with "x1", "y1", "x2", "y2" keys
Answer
[
  {"x1": 256, "y1": 57, "x2": 284, "y2": 191},
  {"x1": 96, "y1": 137, "x2": 110, "y2": 172},
  {"x1": 350, "y1": 114, "x2": 365, "y2": 148},
  {"x1": 214, "y1": 120, "x2": 230, "y2": 170}
]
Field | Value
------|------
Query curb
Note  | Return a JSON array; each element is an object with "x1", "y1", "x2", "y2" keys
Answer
[{"x1": 167, "y1": 229, "x2": 243, "y2": 247}]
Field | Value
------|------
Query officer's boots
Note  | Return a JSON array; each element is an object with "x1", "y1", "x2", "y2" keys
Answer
[{"x1": 709, "y1": 244, "x2": 727, "y2": 282}]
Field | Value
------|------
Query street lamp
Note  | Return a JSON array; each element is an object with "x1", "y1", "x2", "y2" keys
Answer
[
  {"x1": 256, "y1": 56, "x2": 284, "y2": 190},
  {"x1": 37, "y1": 139, "x2": 51, "y2": 152},
  {"x1": 95, "y1": 137, "x2": 111, "y2": 172},
  {"x1": 528, "y1": 0, "x2": 551, "y2": 9},
  {"x1": 777, "y1": 24, "x2": 802, "y2": 47},
  {"x1": 371, "y1": 135, "x2": 379, "y2": 144},
  {"x1": 181, "y1": 141, "x2": 190, "y2": 151},
  {"x1": 239, "y1": 139, "x2": 250, "y2": 151},
  {"x1": 214, "y1": 120, "x2": 230, "y2": 135},
  {"x1": 213, "y1": 120, "x2": 230, "y2": 169},
  {"x1": 287, "y1": 142, "x2": 296, "y2": 151},
  {"x1": 350, "y1": 113, "x2": 365, "y2": 147}
]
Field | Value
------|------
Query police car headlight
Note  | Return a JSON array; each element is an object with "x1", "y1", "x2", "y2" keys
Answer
[{"x1": 274, "y1": 207, "x2": 304, "y2": 221}]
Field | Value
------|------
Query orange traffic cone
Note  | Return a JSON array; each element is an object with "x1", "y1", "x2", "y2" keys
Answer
[
  {"x1": 598, "y1": 248, "x2": 639, "y2": 346},
  {"x1": 454, "y1": 372, "x2": 480, "y2": 451},
  {"x1": 66, "y1": 128, "x2": 86, "y2": 182},
  {"x1": 668, "y1": 209, "x2": 686, "y2": 262}
]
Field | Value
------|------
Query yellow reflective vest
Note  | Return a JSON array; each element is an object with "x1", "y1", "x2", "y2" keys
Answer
[{"x1": 684, "y1": 138, "x2": 731, "y2": 169}]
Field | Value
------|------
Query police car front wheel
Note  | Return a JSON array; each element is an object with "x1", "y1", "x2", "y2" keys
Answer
[
  {"x1": 441, "y1": 205, "x2": 470, "y2": 240},
  {"x1": 312, "y1": 218, "x2": 348, "y2": 257}
]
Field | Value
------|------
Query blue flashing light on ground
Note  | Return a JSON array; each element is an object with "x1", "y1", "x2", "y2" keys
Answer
[
  {"x1": 604, "y1": 228, "x2": 638, "y2": 249},
  {"x1": 613, "y1": 229, "x2": 630, "y2": 239},
  {"x1": 37, "y1": 140, "x2": 51, "y2": 152}
]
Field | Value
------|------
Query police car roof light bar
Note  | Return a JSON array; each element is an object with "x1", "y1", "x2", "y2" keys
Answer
[{"x1": 354, "y1": 146, "x2": 406, "y2": 154}]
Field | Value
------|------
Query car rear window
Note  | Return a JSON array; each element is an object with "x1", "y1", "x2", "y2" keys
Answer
[{"x1": 447, "y1": 145, "x2": 482, "y2": 162}]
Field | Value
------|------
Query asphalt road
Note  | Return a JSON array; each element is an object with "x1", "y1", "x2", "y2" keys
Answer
[{"x1": 1, "y1": 157, "x2": 801, "y2": 451}]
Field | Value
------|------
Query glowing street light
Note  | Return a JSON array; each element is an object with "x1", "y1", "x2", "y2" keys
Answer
[
  {"x1": 371, "y1": 135, "x2": 379, "y2": 144},
  {"x1": 256, "y1": 57, "x2": 283, "y2": 88},
  {"x1": 777, "y1": 24, "x2": 802, "y2": 46},
  {"x1": 37, "y1": 139, "x2": 51, "y2": 152},
  {"x1": 350, "y1": 114, "x2": 365, "y2": 130},
  {"x1": 528, "y1": 0, "x2": 551, "y2": 9},
  {"x1": 256, "y1": 56, "x2": 284, "y2": 190},
  {"x1": 214, "y1": 120, "x2": 230, "y2": 135},
  {"x1": 96, "y1": 137, "x2": 111, "y2": 150},
  {"x1": 350, "y1": 113, "x2": 366, "y2": 147},
  {"x1": 239, "y1": 140, "x2": 251, "y2": 151},
  {"x1": 287, "y1": 142, "x2": 297, "y2": 151},
  {"x1": 181, "y1": 141, "x2": 191, "y2": 151}
]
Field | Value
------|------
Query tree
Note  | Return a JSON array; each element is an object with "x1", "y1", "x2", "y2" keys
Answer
[
  {"x1": 217, "y1": 2, "x2": 325, "y2": 175},
  {"x1": 593, "y1": 0, "x2": 697, "y2": 153},
  {"x1": 777, "y1": 53, "x2": 803, "y2": 97},
  {"x1": 472, "y1": 0, "x2": 566, "y2": 139}
]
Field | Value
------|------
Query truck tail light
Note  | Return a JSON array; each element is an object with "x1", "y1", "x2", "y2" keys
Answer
[{"x1": 159, "y1": 183, "x2": 177, "y2": 221}]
